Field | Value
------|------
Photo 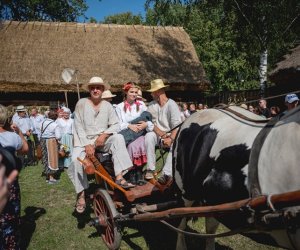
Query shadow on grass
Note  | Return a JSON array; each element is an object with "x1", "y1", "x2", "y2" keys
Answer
[
  {"x1": 123, "y1": 220, "x2": 178, "y2": 250},
  {"x1": 71, "y1": 184, "x2": 97, "y2": 230},
  {"x1": 75, "y1": 182, "x2": 234, "y2": 249},
  {"x1": 122, "y1": 219, "x2": 233, "y2": 250},
  {"x1": 20, "y1": 206, "x2": 46, "y2": 250},
  {"x1": 71, "y1": 205, "x2": 94, "y2": 229}
]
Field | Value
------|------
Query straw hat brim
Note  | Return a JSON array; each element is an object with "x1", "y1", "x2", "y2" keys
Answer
[
  {"x1": 146, "y1": 85, "x2": 169, "y2": 92},
  {"x1": 82, "y1": 82, "x2": 110, "y2": 91},
  {"x1": 102, "y1": 94, "x2": 116, "y2": 99}
]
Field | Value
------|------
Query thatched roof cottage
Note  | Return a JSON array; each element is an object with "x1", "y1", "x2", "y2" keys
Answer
[
  {"x1": 0, "y1": 21, "x2": 209, "y2": 108},
  {"x1": 269, "y1": 44, "x2": 300, "y2": 87}
]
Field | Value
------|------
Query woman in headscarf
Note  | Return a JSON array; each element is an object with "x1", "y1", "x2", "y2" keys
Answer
[
  {"x1": 115, "y1": 82, "x2": 153, "y2": 185},
  {"x1": 56, "y1": 107, "x2": 73, "y2": 169}
]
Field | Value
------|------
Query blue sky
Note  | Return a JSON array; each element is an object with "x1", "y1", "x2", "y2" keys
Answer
[{"x1": 79, "y1": 0, "x2": 148, "y2": 22}]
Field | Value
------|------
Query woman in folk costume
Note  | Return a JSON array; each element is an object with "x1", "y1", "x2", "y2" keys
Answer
[
  {"x1": 40, "y1": 110, "x2": 61, "y2": 184},
  {"x1": 56, "y1": 107, "x2": 73, "y2": 169},
  {"x1": 115, "y1": 82, "x2": 153, "y2": 185}
]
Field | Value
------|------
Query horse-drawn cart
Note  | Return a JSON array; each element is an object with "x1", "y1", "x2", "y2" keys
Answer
[{"x1": 79, "y1": 155, "x2": 300, "y2": 250}]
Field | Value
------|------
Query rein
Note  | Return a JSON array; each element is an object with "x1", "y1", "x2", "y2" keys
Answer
[
  {"x1": 214, "y1": 104, "x2": 270, "y2": 123},
  {"x1": 233, "y1": 89, "x2": 300, "y2": 106},
  {"x1": 160, "y1": 220, "x2": 251, "y2": 239}
]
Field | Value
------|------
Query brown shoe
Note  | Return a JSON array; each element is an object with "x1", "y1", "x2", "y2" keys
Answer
[
  {"x1": 157, "y1": 174, "x2": 172, "y2": 185},
  {"x1": 145, "y1": 170, "x2": 155, "y2": 180}
]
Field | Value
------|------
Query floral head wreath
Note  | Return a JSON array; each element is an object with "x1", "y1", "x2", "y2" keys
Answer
[{"x1": 122, "y1": 82, "x2": 139, "y2": 92}]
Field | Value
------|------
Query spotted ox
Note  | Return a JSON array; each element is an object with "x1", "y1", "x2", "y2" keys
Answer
[
  {"x1": 247, "y1": 106, "x2": 300, "y2": 249},
  {"x1": 172, "y1": 106, "x2": 291, "y2": 249}
]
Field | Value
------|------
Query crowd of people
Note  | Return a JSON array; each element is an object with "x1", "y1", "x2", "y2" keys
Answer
[
  {"x1": 238, "y1": 93, "x2": 299, "y2": 119},
  {"x1": 0, "y1": 103, "x2": 75, "y2": 249},
  {"x1": 178, "y1": 102, "x2": 209, "y2": 121},
  {"x1": 0, "y1": 75, "x2": 299, "y2": 248},
  {"x1": 177, "y1": 93, "x2": 299, "y2": 121}
]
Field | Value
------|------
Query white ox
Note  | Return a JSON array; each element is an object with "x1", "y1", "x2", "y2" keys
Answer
[
  {"x1": 172, "y1": 105, "x2": 300, "y2": 249},
  {"x1": 247, "y1": 105, "x2": 300, "y2": 249}
]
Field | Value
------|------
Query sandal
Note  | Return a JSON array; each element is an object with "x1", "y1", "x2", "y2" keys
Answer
[
  {"x1": 115, "y1": 178, "x2": 136, "y2": 189},
  {"x1": 75, "y1": 196, "x2": 86, "y2": 214},
  {"x1": 145, "y1": 170, "x2": 155, "y2": 180}
]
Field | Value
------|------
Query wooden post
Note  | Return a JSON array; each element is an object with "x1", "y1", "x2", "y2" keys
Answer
[
  {"x1": 75, "y1": 74, "x2": 80, "y2": 101},
  {"x1": 59, "y1": 90, "x2": 69, "y2": 107},
  {"x1": 64, "y1": 91, "x2": 68, "y2": 107}
]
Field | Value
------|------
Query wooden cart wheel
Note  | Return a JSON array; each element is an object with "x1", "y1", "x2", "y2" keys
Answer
[{"x1": 93, "y1": 188, "x2": 121, "y2": 250}]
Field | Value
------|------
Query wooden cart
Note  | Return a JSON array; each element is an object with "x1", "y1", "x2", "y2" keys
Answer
[{"x1": 79, "y1": 156, "x2": 300, "y2": 250}]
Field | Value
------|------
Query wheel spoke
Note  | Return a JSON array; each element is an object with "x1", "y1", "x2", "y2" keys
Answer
[
  {"x1": 107, "y1": 223, "x2": 113, "y2": 233},
  {"x1": 94, "y1": 199, "x2": 102, "y2": 215},
  {"x1": 98, "y1": 197, "x2": 105, "y2": 213},
  {"x1": 106, "y1": 227, "x2": 114, "y2": 244},
  {"x1": 93, "y1": 190, "x2": 120, "y2": 249},
  {"x1": 94, "y1": 205, "x2": 101, "y2": 215}
]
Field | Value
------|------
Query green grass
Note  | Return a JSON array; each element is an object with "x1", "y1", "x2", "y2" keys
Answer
[{"x1": 19, "y1": 160, "x2": 282, "y2": 250}]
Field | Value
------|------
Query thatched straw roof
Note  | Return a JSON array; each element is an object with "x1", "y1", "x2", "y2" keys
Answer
[
  {"x1": 269, "y1": 45, "x2": 300, "y2": 85},
  {"x1": 0, "y1": 20, "x2": 209, "y2": 93}
]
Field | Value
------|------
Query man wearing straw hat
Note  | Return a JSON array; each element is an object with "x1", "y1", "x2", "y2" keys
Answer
[
  {"x1": 101, "y1": 89, "x2": 117, "y2": 103},
  {"x1": 13, "y1": 105, "x2": 35, "y2": 166},
  {"x1": 144, "y1": 79, "x2": 182, "y2": 184},
  {"x1": 68, "y1": 76, "x2": 135, "y2": 214}
]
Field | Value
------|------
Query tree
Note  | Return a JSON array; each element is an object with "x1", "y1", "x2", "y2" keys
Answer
[
  {"x1": 145, "y1": 2, "x2": 258, "y2": 91},
  {"x1": 145, "y1": 0, "x2": 300, "y2": 94},
  {"x1": 226, "y1": 0, "x2": 300, "y2": 95},
  {"x1": 102, "y1": 12, "x2": 143, "y2": 25},
  {"x1": 89, "y1": 17, "x2": 97, "y2": 23},
  {"x1": 0, "y1": 0, "x2": 88, "y2": 21}
]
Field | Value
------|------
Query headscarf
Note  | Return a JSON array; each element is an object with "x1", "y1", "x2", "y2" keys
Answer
[{"x1": 122, "y1": 82, "x2": 141, "y2": 112}]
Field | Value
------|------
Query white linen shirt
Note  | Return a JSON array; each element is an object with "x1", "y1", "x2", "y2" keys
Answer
[
  {"x1": 40, "y1": 119, "x2": 61, "y2": 139},
  {"x1": 12, "y1": 115, "x2": 33, "y2": 135},
  {"x1": 56, "y1": 118, "x2": 73, "y2": 135},
  {"x1": 30, "y1": 114, "x2": 45, "y2": 137},
  {"x1": 73, "y1": 98, "x2": 120, "y2": 147},
  {"x1": 147, "y1": 99, "x2": 182, "y2": 132},
  {"x1": 0, "y1": 131, "x2": 22, "y2": 150},
  {"x1": 115, "y1": 101, "x2": 154, "y2": 131}
]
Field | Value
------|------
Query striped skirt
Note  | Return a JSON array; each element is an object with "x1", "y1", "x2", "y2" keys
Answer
[{"x1": 40, "y1": 138, "x2": 59, "y2": 175}]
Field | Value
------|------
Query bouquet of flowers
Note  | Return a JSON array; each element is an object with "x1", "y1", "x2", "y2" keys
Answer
[{"x1": 58, "y1": 144, "x2": 70, "y2": 158}]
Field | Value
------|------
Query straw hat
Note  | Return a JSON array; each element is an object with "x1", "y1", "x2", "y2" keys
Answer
[
  {"x1": 102, "y1": 90, "x2": 116, "y2": 99},
  {"x1": 16, "y1": 105, "x2": 27, "y2": 112},
  {"x1": 240, "y1": 103, "x2": 248, "y2": 110},
  {"x1": 146, "y1": 79, "x2": 169, "y2": 92},
  {"x1": 137, "y1": 89, "x2": 146, "y2": 102},
  {"x1": 82, "y1": 76, "x2": 110, "y2": 91}
]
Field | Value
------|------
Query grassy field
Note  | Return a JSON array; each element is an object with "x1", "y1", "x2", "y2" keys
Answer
[{"x1": 19, "y1": 162, "x2": 283, "y2": 250}]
